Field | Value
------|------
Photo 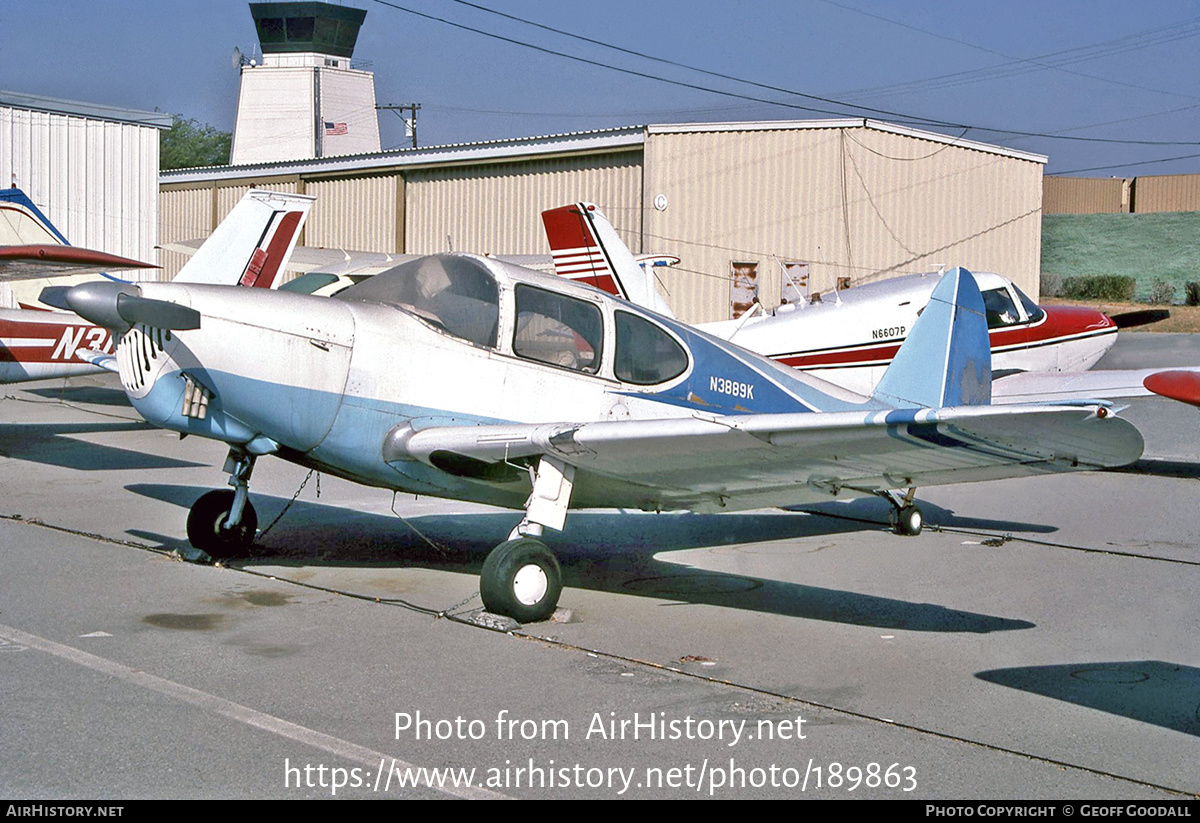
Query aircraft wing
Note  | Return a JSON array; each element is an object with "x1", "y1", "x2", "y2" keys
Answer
[
  {"x1": 0, "y1": 245, "x2": 157, "y2": 280},
  {"x1": 991, "y1": 367, "x2": 1200, "y2": 405},
  {"x1": 390, "y1": 404, "x2": 1142, "y2": 513},
  {"x1": 159, "y1": 241, "x2": 556, "y2": 278}
]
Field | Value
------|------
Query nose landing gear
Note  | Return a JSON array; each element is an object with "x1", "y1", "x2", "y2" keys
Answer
[{"x1": 187, "y1": 448, "x2": 258, "y2": 558}]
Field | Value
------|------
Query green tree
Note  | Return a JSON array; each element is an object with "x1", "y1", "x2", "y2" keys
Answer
[{"x1": 160, "y1": 114, "x2": 231, "y2": 170}]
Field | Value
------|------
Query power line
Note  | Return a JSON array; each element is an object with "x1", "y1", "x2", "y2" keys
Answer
[
  {"x1": 1052, "y1": 151, "x2": 1200, "y2": 175},
  {"x1": 374, "y1": 1, "x2": 1200, "y2": 151},
  {"x1": 368, "y1": 0, "x2": 951, "y2": 124},
  {"x1": 441, "y1": 0, "x2": 962, "y2": 129},
  {"x1": 820, "y1": 0, "x2": 1200, "y2": 102}
]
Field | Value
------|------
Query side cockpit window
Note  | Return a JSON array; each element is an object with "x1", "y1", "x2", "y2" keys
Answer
[
  {"x1": 513, "y1": 285, "x2": 603, "y2": 374},
  {"x1": 338, "y1": 255, "x2": 500, "y2": 348},
  {"x1": 614, "y1": 310, "x2": 689, "y2": 385}
]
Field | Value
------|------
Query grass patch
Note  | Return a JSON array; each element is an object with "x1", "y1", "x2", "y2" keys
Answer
[{"x1": 1041, "y1": 212, "x2": 1200, "y2": 301}]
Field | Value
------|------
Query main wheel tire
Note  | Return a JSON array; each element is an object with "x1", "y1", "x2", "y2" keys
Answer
[
  {"x1": 479, "y1": 537, "x2": 562, "y2": 623},
  {"x1": 893, "y1": 504, "x2": 923, "y2": 536},
  {"x1": 186, "y1": 490, "x2": 258, "y2": 558}
]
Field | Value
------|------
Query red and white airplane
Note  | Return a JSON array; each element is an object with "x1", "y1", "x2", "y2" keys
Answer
[
  {"x1": 541, "y1": 202, "x2": 1125, "y2": 396},
  {"x1": 0, "y1": 188, "x2": 312, "y2": 383}
]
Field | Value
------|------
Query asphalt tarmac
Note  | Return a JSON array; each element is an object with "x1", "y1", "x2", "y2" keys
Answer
[{"x1": 2, "y1": 334, "x2": 1199, "y2": 799}]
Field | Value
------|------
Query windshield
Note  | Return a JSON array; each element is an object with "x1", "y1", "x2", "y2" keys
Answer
[
  {"x1": 1013, "y1": 284, "x2": 1045, "y2": 323},
  {"x1": 981, "y1": 287, "x2": 1022, "y2": 329},
  {"x1": 338, "y1": 255, "x2": 500, "y2": 348}
]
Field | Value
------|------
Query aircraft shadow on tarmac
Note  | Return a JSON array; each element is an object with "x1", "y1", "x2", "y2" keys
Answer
[
  {"x1": 977, "y1": 661, "x2": 1200, "y2": 737},
  {"x1": 1109, "y1": 458, "x2": 1200, "y2": 480},
  {"x1": 796, "y1": 498, "x2": 1059, "y2": 535},
  {"x1": 0, "y1": 422, "x2": 208, "y2": 471},
  {"x1": 126, "y1": 483, "x2": 1035, "y2": 634},
  {"x1": 22, "y1": 384, "x2": 132, "y2": 408}
]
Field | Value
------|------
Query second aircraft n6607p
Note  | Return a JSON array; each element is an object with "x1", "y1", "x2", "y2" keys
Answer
[{"x1": 47, "y1": 196, "x2": 1143, "y2": 623}]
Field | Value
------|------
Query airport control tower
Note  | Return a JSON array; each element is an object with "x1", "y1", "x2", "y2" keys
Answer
[{"x1": 230, "y1": 2, "x2": 381, "y2": 165}]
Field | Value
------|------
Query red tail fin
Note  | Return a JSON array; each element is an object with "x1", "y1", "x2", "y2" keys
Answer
[{"x1": 541, "y1": 204, "x2": 625, "y2": 299}]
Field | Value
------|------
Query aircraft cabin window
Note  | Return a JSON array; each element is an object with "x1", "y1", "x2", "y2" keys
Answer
[
  {"x1": 513, "y1": 285, "x2": 603, "y2": 374},
  {"x1": 614, "y1": 311, "x2": 689, "y2": 385},
  {"x1": 337, "y1": 255, "x2": 500, "y2": 348},
  {"x1": 981, "y1": 287, "x2": 1022, "y2": 329}
]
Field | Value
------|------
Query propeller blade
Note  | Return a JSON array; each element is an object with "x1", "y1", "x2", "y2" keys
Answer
[
  {"x1": 1109, "y1": 308, "x2": 1170, "y2": 329},
  {"x1": 37, "y1": 286, "x2": 73, "y2": 310},
  {"x1": 116, "y1": 294, "x2": 201, "y2": 330},
  {"x1": 37, "y1": 281, "x2": 201, "y2": 331}
]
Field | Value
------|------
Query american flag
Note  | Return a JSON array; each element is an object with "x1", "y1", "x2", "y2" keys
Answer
[{"x1": 324, "y1": 121, "x2": 348, "y2": 136}]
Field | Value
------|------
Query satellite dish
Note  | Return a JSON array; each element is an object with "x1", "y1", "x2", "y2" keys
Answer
[{"x1": 231, "y1": 47, "x2": 246, "y2": 69}]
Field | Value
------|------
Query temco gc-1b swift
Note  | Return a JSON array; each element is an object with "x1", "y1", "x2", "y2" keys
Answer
[{"x1": 48, "y1": 221, "x2": 1143, "y2": 622}]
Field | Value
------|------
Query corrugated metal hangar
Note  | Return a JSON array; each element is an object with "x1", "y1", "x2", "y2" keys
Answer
[
  {"x1": 0, "y1": 90, "x2": 170, "y2": 268},
  {"x1": 161, "y1": 118, "x2": 1047, "y2": 322}
]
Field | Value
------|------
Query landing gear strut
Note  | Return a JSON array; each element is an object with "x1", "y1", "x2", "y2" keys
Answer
[
  {"x1": 882, "y1": 487, "x2": 923, "y2": 536},
  {"x1": 479, "y1": 456, "x2": 573, "y2": 623},
  {"x1": 187, "y1": 448, "x2": 258, "y2": 558}
]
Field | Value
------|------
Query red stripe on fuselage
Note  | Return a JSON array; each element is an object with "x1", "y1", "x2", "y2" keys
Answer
[
  {"x1": 772, "y1": 306, "x2": 1116, "y2": 370},
  {"x1": 0, "y1": 316, "x2": 112, "y2": 363}
]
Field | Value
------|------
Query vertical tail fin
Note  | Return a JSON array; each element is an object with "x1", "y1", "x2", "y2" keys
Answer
[
  {"x1": 871, "y1": 267, "x2": 991, "y2": 408},
  {"x1": 0, "y1": 188, "x2": 69, "y2": 246},
  {"x1": 541, "y1": 202, "x2": 674, "y2": 316},
  {"x1": 174, "y1": 190, "x2": 313, "y2": 288}
]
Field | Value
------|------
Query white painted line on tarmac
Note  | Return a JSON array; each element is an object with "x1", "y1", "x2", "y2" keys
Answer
[{"x1": 0, "y1": 622, "x2": 508, "y2": 800}]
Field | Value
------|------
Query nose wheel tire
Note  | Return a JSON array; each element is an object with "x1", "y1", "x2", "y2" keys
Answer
[
  {"x1": 480, "y1": 537, "x2": 562, "y2": 623},
  {"x1": 187, "y1": 490, "x2": 258, "y2": 558},
  {"x1": 890, "y1": 504, "x2": 923, "y2": 536}
]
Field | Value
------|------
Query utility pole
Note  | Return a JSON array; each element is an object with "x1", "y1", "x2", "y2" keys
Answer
[{"x1": 377, "y1": 103, "x2": 421, "y2": 148}]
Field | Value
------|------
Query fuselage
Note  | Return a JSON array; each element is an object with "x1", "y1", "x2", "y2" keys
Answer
[
  {"x1": 114, "y1": 254, "x2": 884, "y2": 510},
  {"x1": 705, "y1": 272, "x2": 1118, "y2": 395},
  {"x1": 0, "y1": 308, "x2": 114, "y2": 382}
]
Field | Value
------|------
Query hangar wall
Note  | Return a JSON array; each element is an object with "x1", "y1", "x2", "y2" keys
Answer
[
  {"x1": 159, "y1": 119, "x2": 1046, "y2": 317},
  {"x1": 1044, "y1": 174, "x2": 1200, "y2": 214},
  {"x1": 1, "y1": 92, "x2": 168, "y2": 266},
  {"x1": 404, "y1": 150, "x2": 642, "y2": 256},
  {"x1": 643, "y1": 121, "x2": 1045, "y2": 321}
]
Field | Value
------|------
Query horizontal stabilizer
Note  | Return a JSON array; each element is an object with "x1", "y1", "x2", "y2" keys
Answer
[{"x1": 1144, "y1": 370, "x2": 1200, "y2": 408}]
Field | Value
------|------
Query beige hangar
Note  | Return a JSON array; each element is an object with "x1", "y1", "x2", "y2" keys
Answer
[{"x1": 160, "y1": 118, "x2": 1046, "y2": 322}]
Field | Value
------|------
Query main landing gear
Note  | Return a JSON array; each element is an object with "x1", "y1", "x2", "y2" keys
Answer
[
  {"x1": 882, "y1": 487, "x2": 923, "y2": 536},
  {"x1": 479, "y1": 456, "x2": 574, "y2": 623},
  {"x1": 480, "y1": 536, "x2": 563, "y2": 624},
  {"x1": 187, "y1": 448, "x2": 258, "y2": 559}
]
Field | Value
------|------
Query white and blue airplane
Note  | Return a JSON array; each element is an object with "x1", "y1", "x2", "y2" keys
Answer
[
  {"x1": 0, "y1": 188, "x2": 311, "y2": 383},
  {"x1": 44, "y1": 239, "x2": 1143, "y2": 622}
]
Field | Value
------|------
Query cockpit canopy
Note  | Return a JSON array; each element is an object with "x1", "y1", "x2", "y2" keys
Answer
[
  {"x1": 338, "y1": 255, "x2": 500, "y2": 348},
  {"x1": 336, "y1": 254, "x2": 691, "y2": 387}
]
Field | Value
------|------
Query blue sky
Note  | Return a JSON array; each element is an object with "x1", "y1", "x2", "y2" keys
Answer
[{"x1": 2, "y1": 0, "x2": 1198, "y2": 176}]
